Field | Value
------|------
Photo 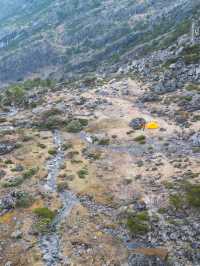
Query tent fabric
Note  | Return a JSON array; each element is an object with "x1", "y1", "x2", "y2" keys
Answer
[{"x1": 146, "y1": 121, "x2": 159, "y2": 129}]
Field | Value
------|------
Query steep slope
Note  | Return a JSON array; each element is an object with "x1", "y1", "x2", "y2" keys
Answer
[{"x1": 0, "y1": 0, "x2": 198, "y2": 84}]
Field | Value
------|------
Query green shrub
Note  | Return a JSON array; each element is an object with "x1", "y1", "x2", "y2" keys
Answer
[
  {"x1": 134, "y1": 135, "x2": 146, "y2": 142},
  {"x1": 77, "y1": 168, "x2": 88, "y2": 179},
  {"x1": 180, "y1": 96, "x2": 193, "y2": 102},
  {"x1": 21, "y1": 135, "x2": 33, "y2": 142},
  {"x1": 87, "y1": 152, "x2": 101, "y2": 160},
  {"x1": 98, "y1": 138, "x2": 110, "y2": 146},
  {"x1": 2, "y1": 176, "x2": 24, "y2": 187},
  {"x1": 4, "y1": 159, "x2": 13, "y2": 164},
  {"x1": 134, "y1": 135, "x2": 146, "y2": 144},
  {"x1": 34, "y1": 207, "x2": 55, "y2": 220},
  {"x1": 48, "y1": 148, "x2": 57, "y2": 155},
  {"x1": 33, "y1": 207, "x2": 56, "y2": 233},
  {"x1": 37, "y1": 116, "x2": 65, "y2": 130},
  {"x1": 169, "y1": 194, "x2": 183, "y2": 209},
  {"x1": 66, "y1": 120, "x2": 84, "y2": 133},
  {"x1": 57, "y1": 182, "x2": 69, "y2": 192},
  {"x1": 186, "y1": 184, "x2": 200, "y2": 207},
  {"x1": 22, "y1": 167, "x2": 38, "y2": 179},
  {"x1": 4, "y1": 85, "x2": 25, "y2": 105},
  {"x1": 126, "y1": 211, "x2": 150, "y2": 235},
  {"x1": 62, "y1": 143, "x2": 73, "y2": 150},
  {"x1": 16, "y1": 192, "x2": 34, "y2": 208},
  {"x1": 34, "y1": 218, "x2": 53, "y2": 233},
  {"x1": 78, "y1": 119, "x2": 89, "y2": 127},
  {"x1": 180, "y1": 45, "x2": 200, "y2": 65},
  {"x1": 37, "y1": 143, "x2": 46, "y2": 149},
  {"x1": 185, "y1": 83, "x2": 200, "y2": 92}
]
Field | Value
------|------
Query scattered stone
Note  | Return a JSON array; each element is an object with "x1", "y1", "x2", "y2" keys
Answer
[{"x1": 11, "y1": 230, "x2": 22, "y2": 239}]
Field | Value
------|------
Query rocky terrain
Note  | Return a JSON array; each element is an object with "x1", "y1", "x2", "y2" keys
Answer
[
  {"x1": 0, "y1": 69, "x2": 199, "y2": 265},
  {"x1": 0, "y1": 1, "x2": 200, "y2": 266}
]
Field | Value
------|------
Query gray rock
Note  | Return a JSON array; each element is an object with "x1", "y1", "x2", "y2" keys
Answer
[
  {"x1": 0, "y1": 170, "x2": 6, "y2": 178},
  {"x1": 11, "y1": 230, "x2": 22, "y2": 239},
  {"x1": 0, "y1": 194, "x2": 16, "y2": 212},
  {"x1": 129, "y1": 118, "x2": 146, "y2": 130},
  {"x1": 140, "y1": 93, "x2": 160, "y2": 103},
  {"x1": 128, "y1": 253, "x2": 167, "y2": 266},
  {"x1": 0, "y1": 141, "x2": 16, "y2": 155},
  {"x1": 190, "y1": 133, "x2": 200, "y2": 147},
  {"x1": 13, "y1": 164, "x2": 24, "y2": 172}
]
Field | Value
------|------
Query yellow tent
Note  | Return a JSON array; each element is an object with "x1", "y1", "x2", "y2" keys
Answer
[{"x1": 146, "y1": 121, "x2": 159, "y2": 129}]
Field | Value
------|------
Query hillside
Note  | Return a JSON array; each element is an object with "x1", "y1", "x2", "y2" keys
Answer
[
  {"x1": 0, "y1": 1, "x2": 200, "y2": 266},
  {"x1": 0, "y1": 0, "x2": 198, "y2": 85}
]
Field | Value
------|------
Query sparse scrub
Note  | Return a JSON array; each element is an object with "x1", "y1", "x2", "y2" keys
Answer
[
  {"x1": 98, "y1": 138, "x2": 110, "y2": 146},
  {"x1": 22, "y1": 167, "x2": 38, "y2": 179},
  {"x1": 33, "y1": 207, "x2": 56, "y2": 233},
  {"x1": 57, "y1": 182, "x2": 69, "y2": 192},
  {"x1": 48, "y1": 148, "x2": 57, "y2": 156},
  {"x1": 186, "y1": 184, "x2": 200, "y2": 207},
  {"x1": 2, "y1": 176, "x2": 24, "y2": 187},
  {"x1": 16, "y1": 192, "x2": 34, "y2": 208},
  {"x1": 66, "y1": 119, "x2": 84, "y2": 133},
  {"x1": 77, "y1": 168, "x2": 89, "y2": 179},
  {"x1": 126, "y1": 211, "x2": 150, "y2": 235},
  {"x1": 134, "y1": 135, "x2": 146, "y2": 144},
  {"x1": 169, "y1": 194, "x2": 183, "y2": 209}
]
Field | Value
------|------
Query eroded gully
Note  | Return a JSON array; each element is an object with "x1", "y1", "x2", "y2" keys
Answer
[{"x1": 40, "y1": 130, "x2": 77, "y2": 266}]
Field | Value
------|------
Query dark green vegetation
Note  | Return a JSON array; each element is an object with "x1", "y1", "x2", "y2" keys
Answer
[
  {"x1": 164, "y1": 44, "x2": 200, "y2": 69},
  {"x1": 15, "y1": 192, "x2": 34, "y2": 208},
  {"x1": 65, "y1": 119, "x2": 88, "y2": 133},
  {"x1": 134, "y1": 135, "x2": 146, "y2": 144},
  {"x1": 169, "y1": 182, "x2": 200, "y2": 209},
  {"x1": 185, "y1": 83, "x2": 200, "y2": 92},
  {"x1": 1, "y1": 167, "x2": 38, "y2": 188},
  {"x1": 186, "y1": 184, "x2": 200, "y2": 207},
  {"x1": 126, "y1": 211, "x2": 150, "y2": 235},
  {"x1": 98, "y1": 138, "x2": 110, "y2": 146},
  {"x1": 33, "y1": 207, "x2": 56, "y2": 233},
  {"x1": 35, "y1": 112, "x2": 88, "y2": 132},
  {"x1": 77, "y1": 168, "x2": 89, "y2": 179},
  {"x1": 181, "y1": 45, "x2": 200, "y2": 65},
  {"x1": 0, "y1": 78, "x2": 55, "y2": 107}
]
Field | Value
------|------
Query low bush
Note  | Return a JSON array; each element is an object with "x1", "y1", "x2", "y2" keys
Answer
[
  {"x1": 57, "y1": 182, "x2": 69, "y2": 192},
  {"x1": 48, "y1": 148, "x2": 57, "y2": 156},
  {"x1": 98, "y1": 138, "x2": 110, "y2": 146},
  {"x1": 16, "y1": 192, "x2": 34, "y2": 208},
  {"x1": 169, "y1": 194, "x2": 183, "y2": 209},
  {"x1": 186, "y1": 184, "x2": 200, "y2": 207},
  {"x1": 126, "y1": 211, "x2": 150, "y2": 235},
  {"x1": 65, "y1": 120, "x2": 84, "y2": 133},
  {"x1": 134, "y1": 135, "x2": 146, "y2": 144},
  {"x1": 2, "y1": 176, "x2": 24, "y2": 187},
  {"x1": 77, "y1": 168, "x2": 88, "y2": 179},
  {"x1": 23, "y1": 167, "x2": 38, "y2": 179}
]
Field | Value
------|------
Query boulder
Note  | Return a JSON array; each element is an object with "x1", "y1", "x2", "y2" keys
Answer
[
  {"x1": 190, "y1": 133, "x2": 200, "y2": 147},
  {"x1": 0, "y1": 141, "x2": 16, "y2": 155},
  {"x1": 128, "y1": 253, "x2": 167, "y2": 266},
  {"x1": 0, "y1": 194, "x2": 16, "y2": 212},
  {"x1": 129, "y1": 118, "x2": 146, "y2": 130}
]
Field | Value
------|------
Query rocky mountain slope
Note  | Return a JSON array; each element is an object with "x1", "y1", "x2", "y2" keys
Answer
[
  {"x1": 0, "y1": 72, "x2": 200, "y2": 266},
  {"x1": 0, "y1": 0, "x2": 199, "y2": 85},
  {"x1": 0, "y1": 1, "x2": 200, "y2": 266}
]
